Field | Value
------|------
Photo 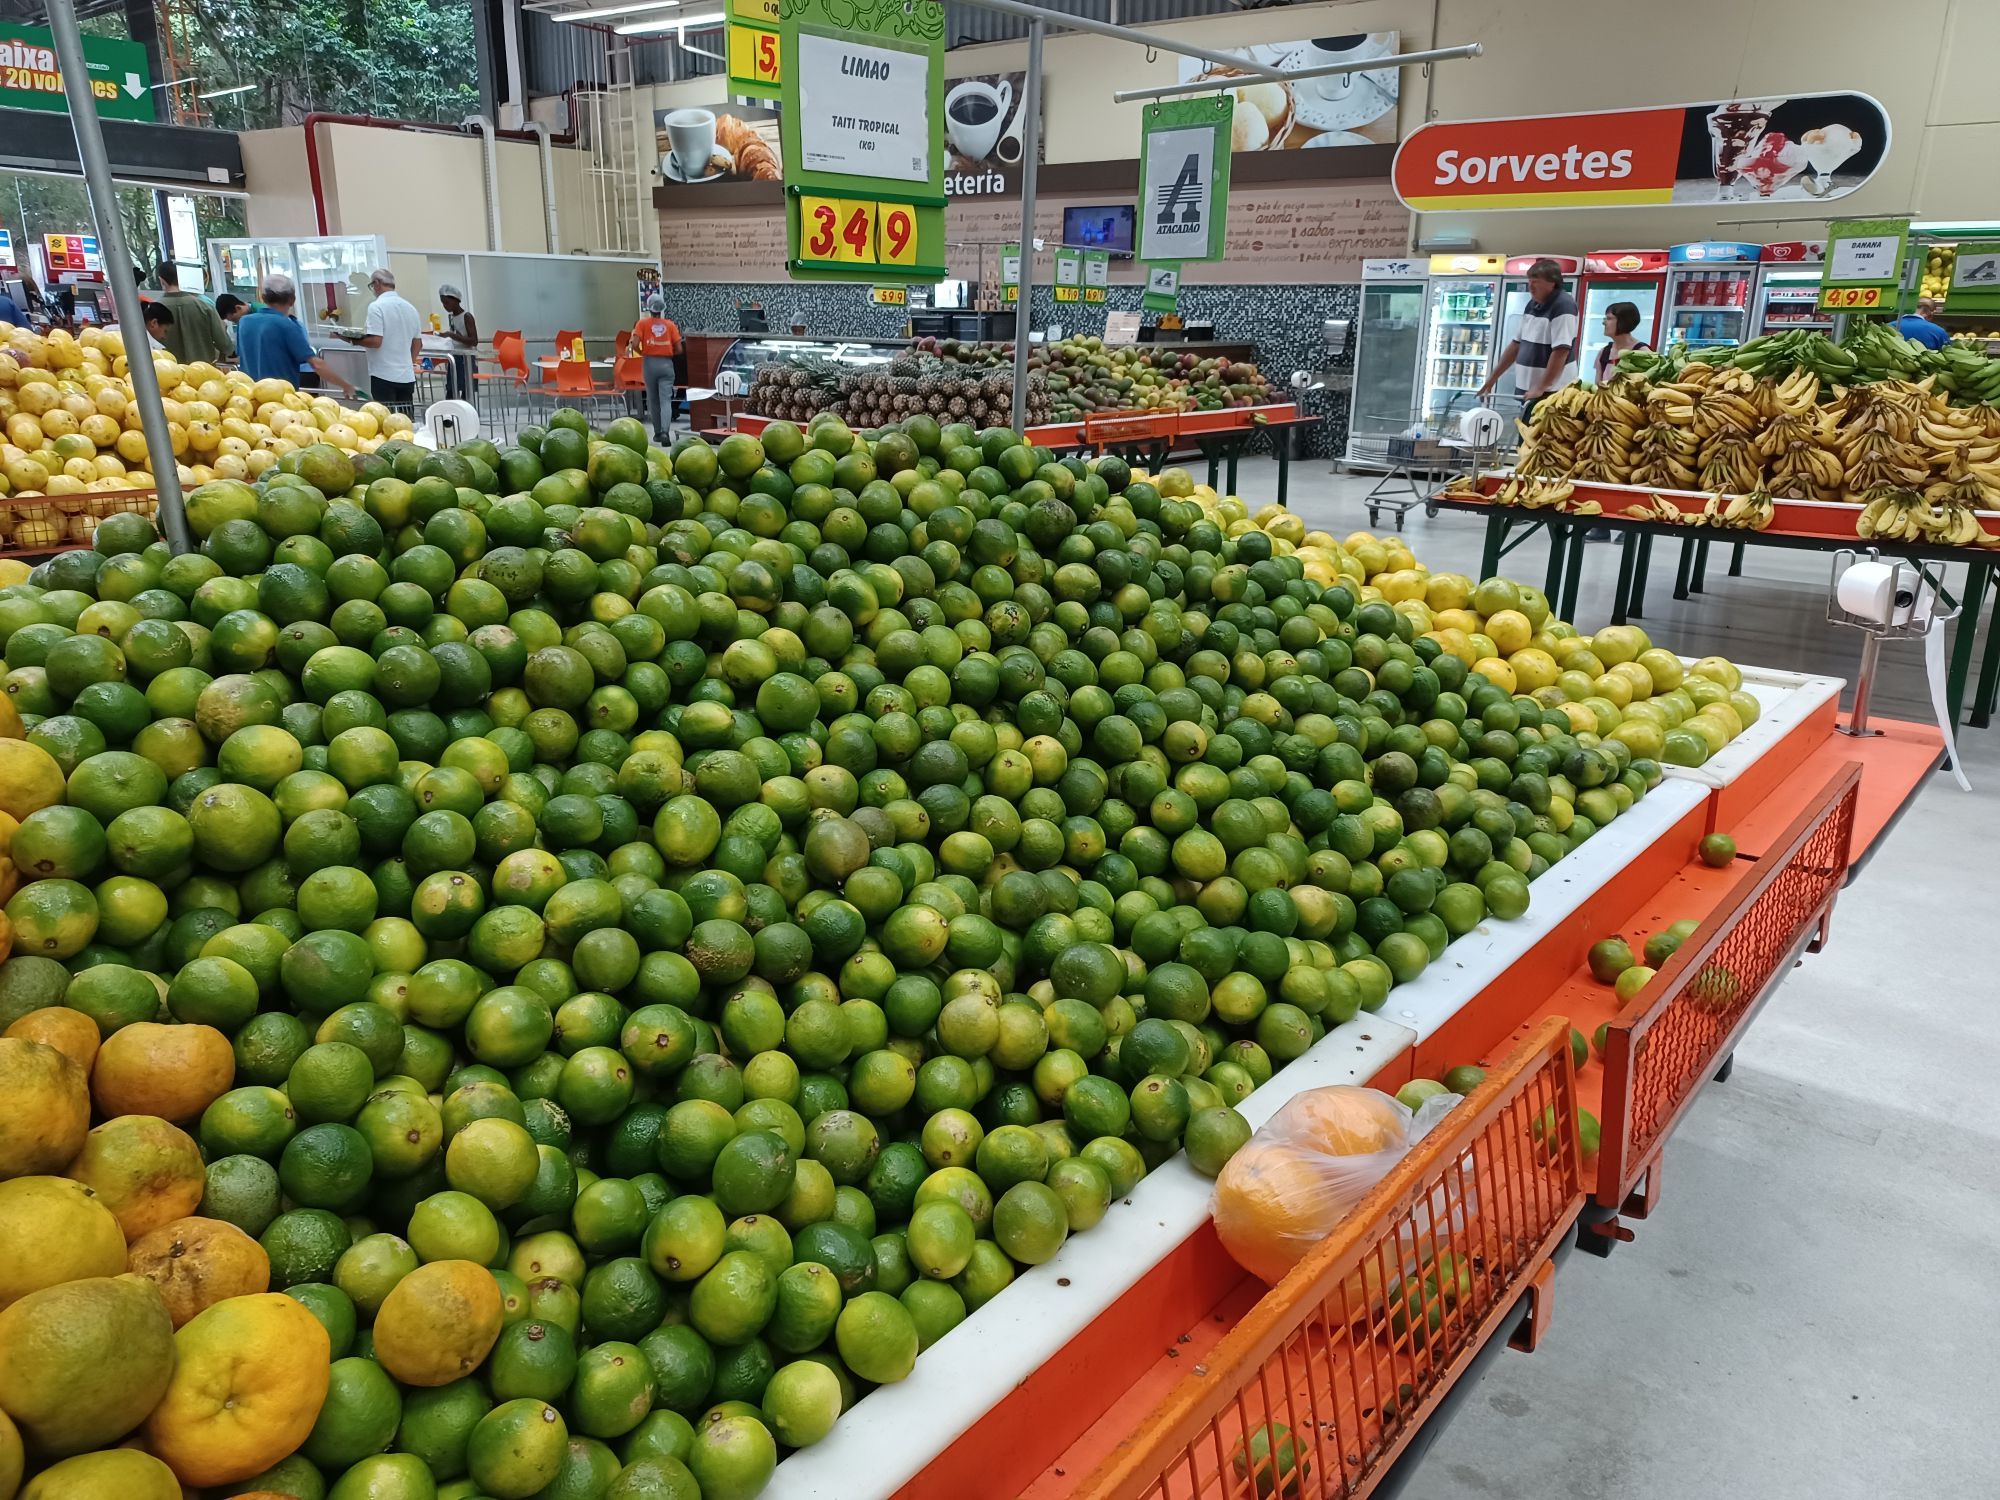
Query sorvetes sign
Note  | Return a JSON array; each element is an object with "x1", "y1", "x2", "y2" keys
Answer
[{"x1": 1392, "y1": 92, "x2": 1889, "y2": 212}]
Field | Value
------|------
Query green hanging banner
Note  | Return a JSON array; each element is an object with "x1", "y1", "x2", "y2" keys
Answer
[
  {"x1": 1136, "y1": 95, "x2": 1231, "y2": 265},
  {"x1": 1141, "y1": 264, "x2": 1180, "y2": 315},
  {"x1": 1053, "y1": 248, "x2": 1082, "y2": 303},
  {"x1": 780, "y1": 0, "x2": 947, "y2": 283},
  {"x1": 1082, "y1": 249, "x2": 1110, "y2": 304}
]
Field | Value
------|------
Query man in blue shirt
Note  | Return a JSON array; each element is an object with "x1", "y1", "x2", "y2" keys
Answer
[
  {"x1": 0, "y1": 287, "x2": 25, "y2": 327},
  {"x1": 234, "y1": 273, "x2": 355, "y2": 396},
  {"x1": 1894, "y1": 298, "x2": 1952, "y2": 350}
]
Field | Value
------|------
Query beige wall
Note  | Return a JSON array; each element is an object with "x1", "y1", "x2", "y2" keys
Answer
[
  {"x1": 647, "y1": 0, "x2": 2000, "y2": 263},
  {"x1": 241, "y1": 121, "x2": 638, "y2": 257}
]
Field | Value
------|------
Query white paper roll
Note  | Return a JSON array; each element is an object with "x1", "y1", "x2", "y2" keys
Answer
[{"x1": 1836, "y1": 560, "x2": 1905, "y2": 622}]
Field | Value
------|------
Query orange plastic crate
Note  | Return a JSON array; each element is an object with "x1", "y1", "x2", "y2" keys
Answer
[
  {"x1": 1073, "y1": 1016, "x2": 1584, "y2": 1500},
  {"x1": 1595, "y1": 763, "x2": 1860, "y2": 1216}
]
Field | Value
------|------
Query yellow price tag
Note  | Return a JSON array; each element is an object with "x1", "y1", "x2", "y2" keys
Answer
[
  {"x1": 877, "y1": 204, "x2": 918, "y2": 267},
  {"x1": 831, "y1": 199, "x2": 876, "y2": 264},
  {"x1": 1054, "y1": 285, "x2": 1080, "y2": 302},
  {"x1": 799, "y1": 196, "x2": 844, "y2": 262},
  {"x1": 730, "y1": 0, "x2": 780, "y2": 22},
  {"x1": 872, "y1": 286, "x2": 906, "y2": 306},
  {"x1": 1004, "y1": 285, "x2": 1018, "y2": 304},
  {"x1": 1084, "y1": 288, "x2": 1107, "y2": 304},
  {"x1": 727, "y1": 23, "x2": 781, "y2": 88}
]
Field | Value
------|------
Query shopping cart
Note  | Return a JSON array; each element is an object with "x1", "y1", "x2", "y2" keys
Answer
[{"x1": 1347, "y1": 391, "x2": 1508, "y2": 531}]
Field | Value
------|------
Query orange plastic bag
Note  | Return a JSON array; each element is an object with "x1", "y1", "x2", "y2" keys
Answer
[{"x1": 1212, "y1": 1086, "x2": 1458, "y2": 1284}]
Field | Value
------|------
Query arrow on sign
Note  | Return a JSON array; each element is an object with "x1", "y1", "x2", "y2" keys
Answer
[{"x1": 123, "y1": 73, "x2": 143, "y2": 97}]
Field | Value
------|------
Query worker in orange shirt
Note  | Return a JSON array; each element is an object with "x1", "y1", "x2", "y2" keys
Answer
[{"x1": 632, "y1": 297, "x2": 685, "y2": 442}]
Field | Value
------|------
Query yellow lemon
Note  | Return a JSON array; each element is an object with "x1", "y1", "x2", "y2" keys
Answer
[{"x1": 146, "y1": 1292, "x2": 332, "y2": 1486}]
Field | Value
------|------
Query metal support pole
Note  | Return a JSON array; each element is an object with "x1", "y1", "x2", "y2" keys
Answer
[
  {"x1": 1008, "y1": 17, "x2": 1044, "y2": 435},
  {"x1": 45, "y1": 0, "x2": 189, "y2": 552}
]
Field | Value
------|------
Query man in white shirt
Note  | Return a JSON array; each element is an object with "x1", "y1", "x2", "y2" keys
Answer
[{"x1": 349, "y1": 268, "x2": 421, "y2": 410}]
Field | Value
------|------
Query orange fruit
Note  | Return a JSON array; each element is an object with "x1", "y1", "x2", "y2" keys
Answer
[
  {"x1": 373, "y1": 1258, "x2": 503, "y2": 1387},
  {"x1": 5, "y1": 1006, "x2": 101, "y2": 1072},
  {"x1": 0, "y1": 1176, "x2": 127, "y2": 1309},
  {"x1": 146, "y1": 1291, "x2": 332, "y2": 1486},
  {"x1": 1284, "y1": 1086, "x2": 1406, "y2": 1155},
  {"x1": 0, "y1": 1036, "x2": 90, "y2": 1177},
  {"x1": 65, "y1": 1115, "x2": 206, "y2": 1240},
  {"x1": 91, "y1": 1021, "x2": 235, "y2": 1121},
  {"x1": 0, "y1": 1274, "x2": 175, "y2": 1455},
  {"x1": 126, "y1": 1215, "x2": 272, "y2": 1327}
]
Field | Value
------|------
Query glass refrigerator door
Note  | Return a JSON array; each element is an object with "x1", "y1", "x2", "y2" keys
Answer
[
  {"x1": 1423, "y1": 276, "x2": 1498, "y2": 426},
  {"x1": 1753, "y1": 271, "x2": 1830, "y2": 335},
  {"x1": 1664, "y1": 265, "x2": 1753, "y2": 350},
  {"x1": 1489, "y1": 278, "x2": 1535, "y2": 421},
  {"x1": 1579, "y1": 279, "x2": 1658, "y2": 382},
  {"x1": 1348, "y1": 280, "x2": 1428, "y2": 448}
]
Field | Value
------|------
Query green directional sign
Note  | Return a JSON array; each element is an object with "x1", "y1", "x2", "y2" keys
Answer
[{"x1": 0, "y1": 23, "x2": 156, "y2": 123}]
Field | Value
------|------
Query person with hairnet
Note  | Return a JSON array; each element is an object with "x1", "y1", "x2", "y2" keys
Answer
[
  {"x1": 439, "y1": 284, "x2": 478, "y2": 403},
  {"x1": 631, "y1": 295, "x2": 685, "y2": 442}
]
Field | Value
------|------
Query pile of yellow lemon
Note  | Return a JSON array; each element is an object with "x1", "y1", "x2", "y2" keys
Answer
[{"x1": 0, "y1": 325, "x2": 416, "y2": 504}]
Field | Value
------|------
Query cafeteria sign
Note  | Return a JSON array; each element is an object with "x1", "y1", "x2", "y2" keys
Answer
[
  {"x1": 781, "y1": 0, "x2": 946, "y2": 282},
  {"x1": 1392, "y1": 91, "x2": 1889, "y2": 211},
  {"x1": 1137, "y1": 96, "x2": 1230, "y2": 264},
  {"x1": 0, "y1": 22, "x2": 155, "y2": 122}
]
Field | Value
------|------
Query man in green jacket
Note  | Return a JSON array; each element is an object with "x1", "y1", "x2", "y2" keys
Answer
[{"x1": 153, "y1": 262, "x2": 233, "y2": 365}]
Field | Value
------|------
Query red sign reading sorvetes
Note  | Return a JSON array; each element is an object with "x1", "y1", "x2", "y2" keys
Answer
[{"x1": 1392, "y1": 92, "x2": 1890, "y2": 212}]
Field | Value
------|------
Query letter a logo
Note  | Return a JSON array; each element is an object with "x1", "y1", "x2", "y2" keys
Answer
[{"x1": 1155, "y1": 152, "x2": 1204, "y2": 231}]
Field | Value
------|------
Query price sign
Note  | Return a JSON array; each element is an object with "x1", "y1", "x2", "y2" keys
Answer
[
  {"x1": 727, "y1": 22, "x2": 781, "y2": 97},
  {"x1": 781, "y1": 0, "x2": 945, "y2": 283},
  {"x1": 1054, "y1": 248, "x2": 1082, "y2": 303},
  {"x1": 1142, "y1": 263, "x2": 1180, "y2": 314},
  {"x1": 871, "y1": 285, "x2": 907, "y2": 306},
  {"x1": 1083, "y1": 249, "x2": 1110, "y2": 303},
  {"x1": 1820, "y1": 217, "x2": 1908, "y2": 313}
]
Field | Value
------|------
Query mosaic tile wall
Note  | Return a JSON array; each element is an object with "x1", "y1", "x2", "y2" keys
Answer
[{"x1": 657, "y1": 281, "x2": 1361, "y2": 461}]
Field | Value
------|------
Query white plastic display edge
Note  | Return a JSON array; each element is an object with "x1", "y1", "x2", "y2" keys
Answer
[{"x1": 1656, "y1": 659, "x2": 1846, "y2": 790}]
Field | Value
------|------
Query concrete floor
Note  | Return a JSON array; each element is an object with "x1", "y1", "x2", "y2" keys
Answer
[{"x1": 1220, "y1": 458, "x2": 2000, "y2": 1498}]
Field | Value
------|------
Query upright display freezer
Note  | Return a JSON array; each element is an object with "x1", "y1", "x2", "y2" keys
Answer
[
  {"x1": 1664, "y1": 241, "x2": 1761, "y2": 350},
  {"x1": 1421, "y1": 252, "x2": 1504, "y2": 427},
  {"x1": 1576, "y1": 249, "x2": 1668, "y2": 380},
  {"x1": 1343, "y1": 257, "x2": 1429, "y2": 465},
  {"x1": 1754, "y1": 241, "x2": 1832, "y2": 335}
]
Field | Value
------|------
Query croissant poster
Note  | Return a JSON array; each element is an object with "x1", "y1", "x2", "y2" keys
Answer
[{"x1": 655, "y1": 102, "x2": 782, "y2": 190}]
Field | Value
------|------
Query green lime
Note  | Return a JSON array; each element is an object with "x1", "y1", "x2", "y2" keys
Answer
[
  {"x1": 637, "y1": 1325, "x2": 715, "y2": 1417},
  {"x1": 262, "y1": 1206, "x2": 354, "y2": 1288},
  {"x1": 281, "y1": 1122, "x2": 375, "y2": 1211},
  {"x1": 570, "y1": 1340, "x2": 655, "y2": 1438},
  {"x1": 200, "y1": 1152, "x2": 283, "y2": 1237},
  {"x1": 408, "y1": 1190, "x2": 503, "y2": 1266},
  {"x1": 305, "y1": 1354, "x2": 404, "y2": 1469},
  {"x1": 685, "y1": 1414, "x2": 776, "y2": 1500},
  {"x1": 834, "y1": 1289, "x2": 919, "y2": 1383},
  {"x1": 468, "y1": 1399, "x2": 570, "y2": 1500},
  {"x1": 688, "y1": 1250, "x2": 776, "y2": 1345},
  {"x1": 396, "y1": 1377, "x2": 494, "y2": 1483}
]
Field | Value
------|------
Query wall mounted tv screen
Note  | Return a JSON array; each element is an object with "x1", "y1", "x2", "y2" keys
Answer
[{"x1": 1064, "y1": 205, "x2": 1135, "y2": 255}]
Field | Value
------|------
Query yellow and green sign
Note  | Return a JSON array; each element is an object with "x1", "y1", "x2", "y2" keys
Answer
[
  {"x1": 726, "y1": 0, "x2": 781, "y2": 102},
  {"x1": 0, "y1": 23, "x2": 155, "y2": 123},
  {"x1": 1819, "y1": 217, "x2": 1909, "y2": 313},
  {"x1": 781, "y1": 0, "x2": 946, "y2": 283}
]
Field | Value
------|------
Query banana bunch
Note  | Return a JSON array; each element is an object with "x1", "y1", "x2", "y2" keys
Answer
[
  {"x1": 1623, "y1": 494, "x2": 1695, "y2": 524},
  {"x1": 1758, "y1": 407, "x2": 1843, "y2": 500},
  {"x1": 1698, "y1": 433, "x2": 1764, "y2": 495},
  {"x1": 1491, "y1": 476, "x2": 1578, "y2": 510},
  {"x1": 1696, "y1": 490, "x2": 1776, "y2": 530},
  {"x1": 1632, "y1": 422, "x2": 1700, "y2": 491},
  {"x1": 1915, "y1": 410, "x2": 2000, "y2": 504},
  {"x1": 1852, "y1": 486, "x2": 1993, "y2": 545},
  {"x1": 1574, "y1": 417, "x2": 1637, "y2": 482},
  {"x1": 1513, "y1": 386, "x2": 1587, "y2": 479},
  {"x1": 1728, "y1": 328, "x2": 1859, "y2": 383},
  {"x1": 1690, "y1": 368, "x2": 1764, "y2": 443},
  {"x1": 1912, "y1": 341, "x2": 2000, "y2": 402},
  {"x1": 1842, "y1": 321, "x2": 1925, "y2": 382},
  {"x1": 1921, "y1": 477, "x2": 2000, "y2": 541},
  {"x1": 1770, "y1": 366, "x2": 1822, "y2": 417}
]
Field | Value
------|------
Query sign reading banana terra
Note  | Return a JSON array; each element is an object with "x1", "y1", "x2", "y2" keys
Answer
[{"x1": 1392, "y1": 92, "x2": 1889, "y2": 211}]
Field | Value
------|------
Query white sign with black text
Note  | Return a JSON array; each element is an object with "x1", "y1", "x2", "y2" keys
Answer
[
  {"x1": 796, "y1": 31, "x2": 931, "y2": 184},
  {"x1": 1139, "y1": 126, "x2": 1215, "y2": 263}
]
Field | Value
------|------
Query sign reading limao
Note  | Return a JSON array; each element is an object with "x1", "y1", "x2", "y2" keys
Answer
[
  {"x1": 1818, "y1": 217, "x2": 1909, "y2": 313},
  {"x1": 781, "y1": 0, "x2": 945, "y2": 283},
  {"x1": 1136, "y1": 96, "x2": 1231, "y2": 265},
  {"x1": 0, "y1": 23, "x2": 155, "y2": 122},
  {"x1": 727, "y1": 0, "x2": 781, "y2": 101}
]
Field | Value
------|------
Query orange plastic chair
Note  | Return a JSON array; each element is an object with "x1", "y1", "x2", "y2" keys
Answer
[
  {"x1": 472, "y1": 330, "x2": 528, "y2": 428},
  {"x1": 551, "y1": 357, "x2": 604, "y2": 421},
  {"x1": 615, "y1": 329, "x2": 632, "y2": 359}
]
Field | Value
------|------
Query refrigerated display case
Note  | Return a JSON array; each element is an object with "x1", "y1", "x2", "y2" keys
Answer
[
  {"x1": 1494, "y1": 254, "x2": 1582, "y2": 414},
  {"x1": 1664, "y1": 242, "x2": 1760, "y2": 350},
  {"x1": 1343, "y1": 257, "x2": 1429, "y2": 465},
  {"x1": 1576, "y1": 250, "x2": 1668, "y2": 377},
  {"x1": 1421, "y1": 253, "x2": 1503, "y2": 427},
  {"x1": 1752, "y1": 241, "x2": 1831, "y2": 334}
]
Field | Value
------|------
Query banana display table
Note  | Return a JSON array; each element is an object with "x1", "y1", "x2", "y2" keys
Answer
[
  {"x1": 1432, "y1": 474, "x2": 2000, "y2": 730},
  {"x1": 763, "y1": 670, "x2": 1940, "y2": 1500}
]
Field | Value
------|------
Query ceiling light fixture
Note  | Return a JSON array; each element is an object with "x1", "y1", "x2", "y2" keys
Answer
[
  {"x1": 199, "y1": 83, "x2": 258, "y2": 99},
  {"x1": 555, "y1": 0, "x2": 693, "y2": 22},
  {"x1": 615, "y1": 8, "x2": 724, "y2": 33}
]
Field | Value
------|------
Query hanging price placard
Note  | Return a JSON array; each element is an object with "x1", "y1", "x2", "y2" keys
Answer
[
  {"x1": 1054, "y1": 248, "x2": 1082, "y2": 303},
  {"x1": 999, "y1": 242, "x2": 1021, "y2": 305},
  {"x1": 1819, "y1": 217, "x2": 1908, "y2": 313},
  {"x1": 1083, "y1": 249, "x2": 1110, "y2": 303},
  {"x1": 1137, "y1": 96, "x2": 1231, "y2": 264},
  {"x1": 726, "y1": 0, "x2": 781, "y2": 100},
  {"x1": 782, "y1": 0, "x2": 946, "y2": 283},
  {"x1": 1142, "y1": 263, "x2": 1180, "y2": 315}
]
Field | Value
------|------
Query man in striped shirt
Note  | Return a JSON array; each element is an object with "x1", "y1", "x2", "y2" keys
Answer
[{"x1": 1479, "y1": 257, "x2": 1578, "y2": 420}]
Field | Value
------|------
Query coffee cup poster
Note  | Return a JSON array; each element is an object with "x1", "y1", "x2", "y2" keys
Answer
[
  {"x1": 1179, "y1": 32, "x2": 1402, "y2": 152},
  {"x1": 655, "y1": 103, "x2": 782, "y2": 186},
  {"x1": 942, "y1": 71, "x2": 1041, "y2": 196}
]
